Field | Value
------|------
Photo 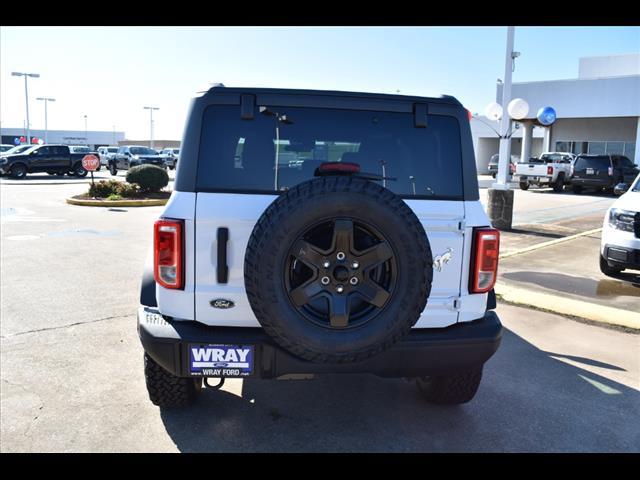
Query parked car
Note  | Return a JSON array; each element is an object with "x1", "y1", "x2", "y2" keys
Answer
[
  {"x1": 161, "y1": 148, "x2": 180, "y2": 170},
  {"x1": 599, "y1": 174, "x2": 640, "y2": 278},
  {"x1": 97, "y1": 146, "x2": 119, "y2": 168},
  {"x1": 137, "y1": 86, "x2": 502, "y2": 408},
  {"x1": 487, "y1": 153, "x2": 518, "y2": 179},
  {"x1": 0, "y1": 144, "x2": 33, "y2": 157},
  {"x1": 109, "y1": 145, "x2": 167, "y2": 175},
  {"x1": 515, "y1": 152, "x2": 575, "y2": 192},
  {"x1": 0, "y1": 144, "x2": 92, "y2": 178},
  {"x1": 0, "y1": 144, "x2": 14, "y2": 153},
  {"x1": 69, "y1": 145, "x2": 101, "y2": 171},
  {"x1": 570, "y1": 154, "x2": 639, "y2": 194}
]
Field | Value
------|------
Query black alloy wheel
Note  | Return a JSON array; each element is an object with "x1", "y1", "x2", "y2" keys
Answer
[{"x1": 284, "y1": 218, "x2": 397, "y2": 330}]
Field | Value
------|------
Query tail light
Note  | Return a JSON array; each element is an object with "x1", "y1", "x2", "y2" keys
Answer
[
  {"x1": 547, "y1": 165, "x2": 553, "y2": 175},
  {"x1": 608, "y1": 166, "x2": 613, "y2": 176},
  {"x1": 470, "y1": 228, "x2": 500, "y2": 294},
  {"x1": 509, "y1": 162, "x2": 515, "y2": 174},
  {"x1": 154, "y1": 218, "x2": 184, "y2": 289}
]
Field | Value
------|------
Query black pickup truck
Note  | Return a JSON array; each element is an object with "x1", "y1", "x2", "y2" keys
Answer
[{"x1": 0, "y1": 144, "x2": 92, "y2": 178}]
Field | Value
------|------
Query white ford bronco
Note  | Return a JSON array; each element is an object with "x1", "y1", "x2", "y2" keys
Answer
[{"x1": 138, "y1": 86, "x2": 502, "y2": 408}]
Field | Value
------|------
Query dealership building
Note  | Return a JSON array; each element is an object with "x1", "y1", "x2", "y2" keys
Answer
[
  {"x1": 472, "y1": 53, "x2": 640, "y2": 173},
  {"x1": 0, "y1": 128, "x2": 126, "y2": 149}
]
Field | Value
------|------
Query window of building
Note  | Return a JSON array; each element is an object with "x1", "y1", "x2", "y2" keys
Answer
[
  {"x1": 588, "y1": 142, "x2": 606, "y2": 155},
  {"x1": 624, "y1": 142, "x2": 635, "y2": 159},
  {"x1": 605, "y1": 142, "x2": 625, "y2": 155}
]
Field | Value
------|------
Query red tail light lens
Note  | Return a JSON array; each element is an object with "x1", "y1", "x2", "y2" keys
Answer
[
  {"x1": 470, "y1": 228, "x2": 500, "y2": 294},
  {"x1": 547, "y1": 165, "x2": 553, "y2": 175},
  {"x1": 509, "y1": 162, "x2": 515, "y2": 174},
  {"x1": 154, "y1": 219, "x2": 184, "y2": 289}
]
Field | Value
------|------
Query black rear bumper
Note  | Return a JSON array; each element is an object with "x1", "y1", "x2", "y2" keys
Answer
[{"x1": 137, "y1": 307, "x2": 502, "y2": 379}]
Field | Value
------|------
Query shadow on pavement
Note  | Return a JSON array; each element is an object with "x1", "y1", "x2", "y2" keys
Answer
[
  {"x1": 502, "y1": 271, "x2": 640, "y2": 298},
  {"x1": 527, "y1": 188, "x2": 617, "y2": 198},
  {"x1": 507, "y1": 228, "x2": 565, "y2": 240},
  {"x1": 158, "y1": 328, "x2": 639, "y2": 452}
]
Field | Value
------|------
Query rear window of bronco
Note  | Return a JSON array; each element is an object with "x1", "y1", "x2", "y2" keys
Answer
[{"x1": 197, "y1": 105, "x2": 464, "y2": 199}]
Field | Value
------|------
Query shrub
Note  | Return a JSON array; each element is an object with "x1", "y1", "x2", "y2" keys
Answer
[
  {"x1": 89, "y1": 179, "x2": 120, "y2": 198},
  {"x1": 115, "y1": 182, "x2": 139, "y2": 198},
  {"x1": 107, "y1": 194, "x2": 122, "y2": 201},
  {"x1": 87, "y1": 179, "x2": 140, "y2": 198},
  {"x1": 126, "y1": 164, "x2": 169, "y2": 193}
]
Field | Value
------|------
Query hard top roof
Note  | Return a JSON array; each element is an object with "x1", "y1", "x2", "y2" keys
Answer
[{"x1": 204, "y1": 85, "x2": 462, "y2": 107}]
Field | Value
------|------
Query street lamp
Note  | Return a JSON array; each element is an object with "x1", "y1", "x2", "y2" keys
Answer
[
  {"x1": 11, "y1": 72, "x2": 40, "y2": 145},
  {"x1": 84, "y1": 115, "x2": 88, "y2": 145},
  {"x1": 143, "y1": 106, "x2": 159, "y2": 149},
  {"x1": 36, "y1": 97, "x2": 55, "y2": 144},
  {"x1": 259, "y1": 106, "x2": 293, "y2": 191},
  {"x1": 486, "y1": 27, "x2": 523, "y2": 231}
]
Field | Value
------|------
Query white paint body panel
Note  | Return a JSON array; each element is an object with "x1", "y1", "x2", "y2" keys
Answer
[{"x1": 156, "y1": 191, "x2": 492, "y2": 328}]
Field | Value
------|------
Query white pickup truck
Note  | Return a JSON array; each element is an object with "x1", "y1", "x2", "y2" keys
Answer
[{"x1": 515, "y1": 152, "x2": 575, "y2": 192}]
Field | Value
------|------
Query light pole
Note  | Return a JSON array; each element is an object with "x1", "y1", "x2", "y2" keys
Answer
[
  {"x1": 487, "y1": 26, "x2": 518, "y2": 231},
  {"x1": 143, "y1": 106, "x2": 159, "y2": 149},
  {"x1": 112, "y1": 125, "x2": 116, "y2": 145},
  {"x1": 11, "y1": 72, "x2": 40, "y2": 144},
  {"x1": 259, "y1": 106, "x2": 293, "y2": 191},
  {"x1": 84, "y1": 115, "x2": 88, "y2": 145},
  {"x1": 36, "y1": 97, "x2": 55, "y2": 144}
]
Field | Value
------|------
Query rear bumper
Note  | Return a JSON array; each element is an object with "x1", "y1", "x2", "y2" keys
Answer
[
  {"x1": 137, "y1": 307, "x2": 502, "y2": 379},
  {"x1": 519, "y1": 175, "x2": 551, "y2": 183},
  {"x1": 571, "y1": 177, "x2": 613, "y2": 188}
]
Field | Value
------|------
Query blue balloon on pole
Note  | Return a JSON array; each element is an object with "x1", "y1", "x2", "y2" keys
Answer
[
  {"x1": 537, "y1": 106, "x2": 556, "y2": 126},
  {"x1": 14, "y1": 137, "x2": 20, "y2": 145}
]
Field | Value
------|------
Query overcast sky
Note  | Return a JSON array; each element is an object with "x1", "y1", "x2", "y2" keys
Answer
[{"x1": 1, "y1": 26, "x2": 638, "y2": 141}]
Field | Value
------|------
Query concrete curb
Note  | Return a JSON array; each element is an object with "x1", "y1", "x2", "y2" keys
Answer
[
  {"x1": 500, "y1": 227, "x2": 603, "y2": 259},
  {"x1": 495, "y1": 283, "x2": 640, "y2": 330},
  {"x1": 66, "y1": 197, "x2": 168, "y2": 207}
]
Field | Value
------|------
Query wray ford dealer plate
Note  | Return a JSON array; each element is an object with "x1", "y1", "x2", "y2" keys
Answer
[{"x1": 189, "y1": 344, "x2": 254, "y2": 377}]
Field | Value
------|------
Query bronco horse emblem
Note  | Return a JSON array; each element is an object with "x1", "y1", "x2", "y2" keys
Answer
[{"x1": 433, "y1": 248, "x2": 453, "y2": 272}]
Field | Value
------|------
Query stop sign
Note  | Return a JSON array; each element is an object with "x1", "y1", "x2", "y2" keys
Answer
[{"x1": 82, "y1": 154, "x2": 100, "y2": 171}]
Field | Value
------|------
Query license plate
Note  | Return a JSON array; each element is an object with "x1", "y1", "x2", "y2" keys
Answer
[
  {"x1": 586, "y1": 168, "x2": 595, "y2": 174},
  {"x1": 189, "y1": 344, "x2": 254, "y2": 377}
]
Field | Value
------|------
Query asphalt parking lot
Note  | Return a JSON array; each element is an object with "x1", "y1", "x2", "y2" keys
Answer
[{"x1": 1, "y1": 179, "x2": 638, "y2": 452}]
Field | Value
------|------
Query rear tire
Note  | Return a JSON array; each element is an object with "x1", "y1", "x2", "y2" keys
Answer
[
  {"x1": 572, "y1": 185, "x2": 583, "y2": 194},
  {"x1": 9, "y1": 163, "x2": 27, "y2": 179},
  {"x1": 110, "y1": 163, "x2": 118, "y2": 176},
  {"x1": 552, "y1": 174, "x2": 565, "y2": 192},
  {"x1": 73, "y1": 163, "x2": 88, "y2": 177},
  {"x1": 144, "y1": 353, "x2": 201, "y2": 408},
  {"x1": 415, "y1": 368, "x2": 483, "y2": 405},
  {"x1": 599, "y1": 254, "x2": 623, "y2": 276},
  {"x1": 519, "y1": 181, "x2": 529, "y2": 190}
]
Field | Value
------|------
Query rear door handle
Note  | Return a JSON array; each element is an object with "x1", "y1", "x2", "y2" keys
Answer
[{"x1": 217, "y1": 227, "x2": 229, "y2": 284}]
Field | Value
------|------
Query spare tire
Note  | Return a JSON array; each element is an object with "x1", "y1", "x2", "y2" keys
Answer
[{"x1": 244, "y1": 176, "x2": 433, "y2": 364}]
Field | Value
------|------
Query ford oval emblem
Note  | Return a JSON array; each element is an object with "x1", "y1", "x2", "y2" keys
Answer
[{"x1": 210, "y1": 299, "x2": 235, "y2": 309}]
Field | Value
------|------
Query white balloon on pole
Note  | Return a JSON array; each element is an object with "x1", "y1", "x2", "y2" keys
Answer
[
  {"x1": 484, "y1": 102, "x2": 503, "y2": 121},
  {"x1": 507, "y1": 98, "x2": 529, "y2": 120}
]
